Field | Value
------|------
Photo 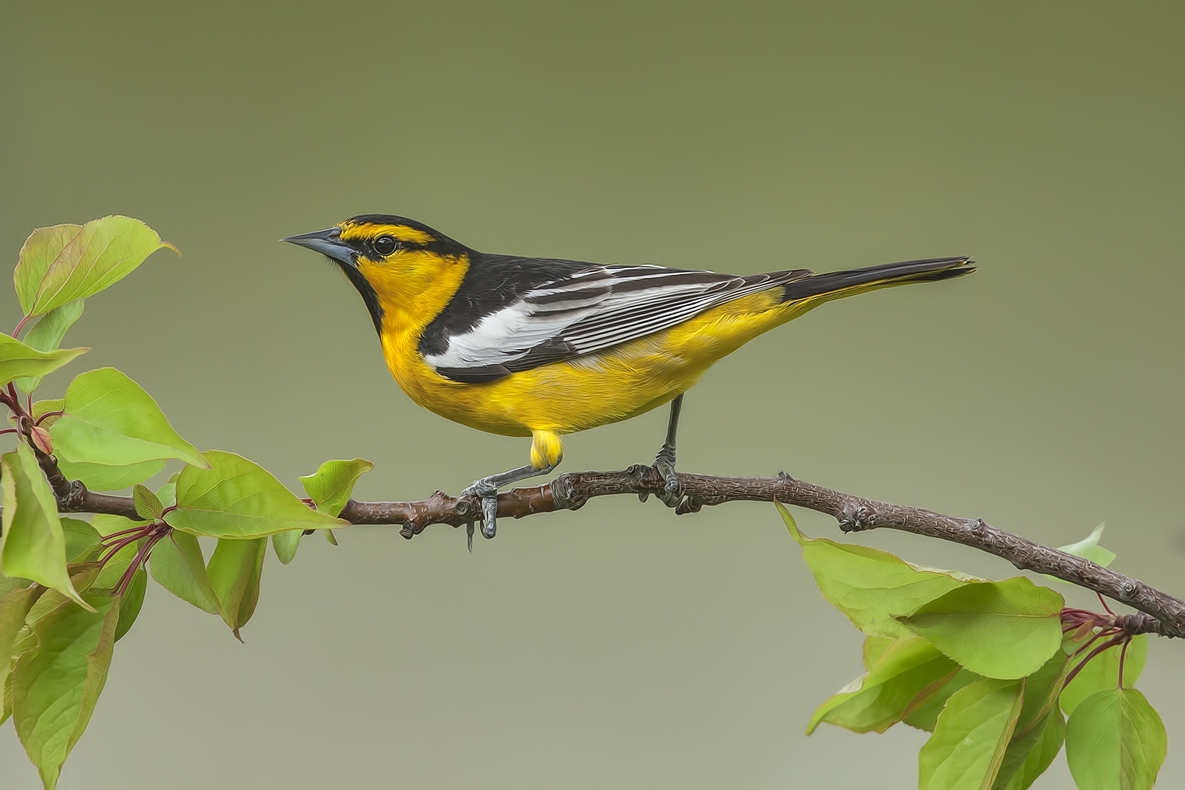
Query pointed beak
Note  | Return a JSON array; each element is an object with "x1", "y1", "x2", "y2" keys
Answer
[{"x1": 282, "y1": 227, "x2": 355, "y2": 267}]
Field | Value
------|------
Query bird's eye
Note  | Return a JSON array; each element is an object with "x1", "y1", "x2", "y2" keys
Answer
[{"x1": 372, "y1": 235, "x2": 399, "y2": 256}]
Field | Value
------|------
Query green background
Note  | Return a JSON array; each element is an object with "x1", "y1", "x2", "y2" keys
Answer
[{"x1": 2, "y1": 2, "x2": 1182, "y2": 788}]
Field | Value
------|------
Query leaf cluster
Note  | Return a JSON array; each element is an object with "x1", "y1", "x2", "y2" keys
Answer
[
  {"x1": 1, "y1": 218, "x2": 371, "y2": 787},
  {"x1": 781, "y1": 504, "x2": 1166, "y2": 790}
]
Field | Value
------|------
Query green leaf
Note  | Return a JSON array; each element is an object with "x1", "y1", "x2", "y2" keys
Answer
[
  {"x1": 14, "y1": 215, "x2": 178, "y2": 318},
  {"x1": 149, "y1": 530, "x2": 219, "y2": 614},
  {"x1": 990, "y1": 652, "x2": 1070, "y2": 789},
  {"x1": 778, "y1": 503, "x2": 971, "y2": 637},
  {"x1": 60, "y1": 518, "x2": 101, "y2": 563},
  {"x1": 997, "y1": 709, "x2": 1065, "y2": 790},
  {"x1": 114, "y1": 569, "x2": 146, "y2": 642},
  {"x1": 0, "y1": 443, "x2": 87, "y2": 608},
  {"x1": 272, "y1": 530, "x2": 302, "y2": 565},
  {"x1": 52, "y1": 367, "x2": 206, "y2": 468},
  {"x1": 57, "y1": 457, "x2": 165, "y2": 493},
  {"x1": 11, "y1": 593, "x2": 119, "y2": 790},
  {"x1": 14, "y1": 224, "x2": 82, "y2": 315},
  {"x1": 156, "y1": 481, "x2": 177, "y2": 509},
  {"x1": 1013, "y1": 651, "x2": 1069, "y2": 734},
  {"x1": 0, "y1": 585, "x2": 48, "y2": 726},
  {"x1": 0, "y1": 334, "x2": 87, "y2": 389},
  {"x1": 15, "y1": 301, "x2": 85, "y2": 393},
  {"x1": 1060, "y1": 634, "x2": 1148, "y2": 715},
  {"x1": 807, "y1": 636, "x2": 957, "y2": 735},
  {"x1": 1044, "y1": 524, "x2": 1116, "y2": 586},
  {"x1": 133, "y1": 484, "x2": 164, "y2": 521},
  {"x1": 207, "y1": 537, "x2": 266, "y2": 639},
  {"x1": 918, "y1": 677, "x2": 1025, "y2": 790},
  {"x1": 1057, "y1": 523, "x2": 1116, "y2": 567},
  {"x1": 1065, "y1": 688, "x2": 1166, "y2": 790},
  {"x1": 299, "y1": 458, "x2": 373, "y2": 516},
  {"x1": 324, "y1": 529, "x2": 339, "y2": 546},
  {"x1": 897, "y1": 578, "x2": 1064, "y2": 679},
  {"x1": 31, "y1": 398, "x2": 64, "y2": 423},
  {"x1": 904, "y1": 668, "x2": 980, "y2": 732},
  {"x1": 168, "y1": 451, "x2": 347, "y2": 538},
  {"x1": 862, "y1": 635, "x2": 895, "y2": 670}
]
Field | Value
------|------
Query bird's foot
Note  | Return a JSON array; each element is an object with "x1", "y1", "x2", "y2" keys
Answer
[
  {"x1": 461, "y1": 479, "x2": 500, "y2": 544},
  {"x1": 652, "y1": 443, "x2": 682, "y2": 508}
]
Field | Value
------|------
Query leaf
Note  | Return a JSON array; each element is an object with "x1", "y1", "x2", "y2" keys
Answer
[
  {"x1": 918, "y1": 677, "x2": 1025, "y2": 790},
  {"x1": 60, "y1": 518, "x2": 101, "y2": 563},
  {"x1": 990, "y1": 652, "x2": 1070, "y2": 789},
  {"x1": 14, "y1": 224, "x2": 82, "y2": 315},
  {"x1": 0, "y1": 334, "x2": 86, "y2": 389},
  {"x1": 897, "y1": 578, "x2": 1064, "y2": 679},
  {"x1": 1013, "y1": 651, "x2": 1069, "y2": 735},
  {"x1": 156, "y1": 481, "x2": 177, "y2": 509},
  {"x1": 904, "y1": 668, "x2": 980, "y2": 732},
  {"x1": 15, "y1": 301, "x2": 85, "y2": 393},
  {"x1": 52, "y1": 367, "x2": 206, "y2": 468},
  {"x1": 0, "y1": 443, "x2": 88, "y2": 608},
  {"x1": 133, "y1": 484, "x2": 164, "y2": 521},
  {"x1": 1060, "y1": 634, "x2": 1148, "y2": 715},
  {"x1": 0, "y1": 585, "x2": 48, "y2": 726},
  {"x1": 14, "y1": 215, "x2": 178, "y2": 318},
  {"x1": 778, "y1": 503, "x2": 970, "y2": 637},
  {"x1": 11, "y1": 593, "x2": 119, "y2": 790},
  {"x1": 807, "y1": 636, "x2": 957, "y2": 735},
  {"x1": 207, "y1": 537, "x2": 266, "y2": 639},
  {"x1": 168, "y1": 451, "x2": 347, "y2": 538},
  {"x1": 32, "y1": 398, "x2": 64, "y2": 425},
  {"x1": 149, "y1": 530, "x2": 219, "y2": 614},
  {"x1": 997, "y1": 709, "x2": 1065, "y2": 790},
  {"x1": 1057, "y1": 523, "x2": 1116, "y2": 567},
  {"x1": 299, "y1": 458, "x2": 373, "y2": 516},
  {"x1": 1044, "y1": 524, "x2": 1116, "y2": 585},
  {"x1": 57, "y1": 457, "x2": 165, "y2": 493},
  {"x1": 1065, "y1": 688, "x2": 1166, "y2": 790},
  {"x1": 272, "y1": 530, "x2": 302, "y2": 565},
  {"x1": 862, "y1": 635, "x2": 895, "y2": 670},
  {"x1": 114, "y1": 569, "x2": 146, "y2": 642}
]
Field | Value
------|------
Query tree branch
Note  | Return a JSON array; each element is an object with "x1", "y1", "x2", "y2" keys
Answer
[{"x1": 36, "y1": 458, "x2": 1185, "y2": 639}]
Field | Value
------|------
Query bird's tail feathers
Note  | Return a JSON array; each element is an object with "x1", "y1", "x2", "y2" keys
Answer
[{"x1": 781, "y1": 256, "x2": 975, "y2": 305}]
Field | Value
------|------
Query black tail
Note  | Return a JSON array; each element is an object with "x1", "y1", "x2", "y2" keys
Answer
[{"x1": 781, "y1": 256, "x2": 975, "y2": 303}]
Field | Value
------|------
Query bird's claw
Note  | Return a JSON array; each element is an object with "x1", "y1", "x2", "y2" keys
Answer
[
  {"x1": 652, "y1": 444, "x2": 682, "y2": 509},
  {"x1": 461, "y1": 481, "x2": 500, "y2": 542}
]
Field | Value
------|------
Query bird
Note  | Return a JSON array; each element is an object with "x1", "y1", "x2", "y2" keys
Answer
[{"x1": 284, "y1": 215, "x2": 973, "y2": 546}]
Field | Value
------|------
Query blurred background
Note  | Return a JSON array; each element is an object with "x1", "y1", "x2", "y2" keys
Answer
[{"x1": 2, "y1": 2, "x2": 1182, "y2": 788}]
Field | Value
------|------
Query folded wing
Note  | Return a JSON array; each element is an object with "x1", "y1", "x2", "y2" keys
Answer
[{"x1": 425, "y1": 264, "x2": 809, "y2": 383}]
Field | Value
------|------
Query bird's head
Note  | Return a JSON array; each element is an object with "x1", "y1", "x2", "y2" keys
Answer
[{"x1": 284, "y1": 214, "x2": 470, "y2": 334}]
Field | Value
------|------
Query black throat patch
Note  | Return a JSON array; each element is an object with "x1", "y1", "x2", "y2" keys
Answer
[{"x1": 338, "y1": 263, "x2": 384, "y2": 335}]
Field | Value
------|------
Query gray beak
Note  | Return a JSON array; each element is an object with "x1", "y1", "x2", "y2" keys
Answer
[{"x1": 282, "y1": 227, "x2": 355, "y2": 267}]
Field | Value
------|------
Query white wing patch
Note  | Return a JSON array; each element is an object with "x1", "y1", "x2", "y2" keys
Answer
[{"x1": 424, "y1": 264, "x2": 807, "y2": 378}]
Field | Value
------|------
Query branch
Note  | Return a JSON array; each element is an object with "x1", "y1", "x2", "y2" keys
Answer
[{"x1": 35, "y1": 458, "x2": 1185, "y2": 639}]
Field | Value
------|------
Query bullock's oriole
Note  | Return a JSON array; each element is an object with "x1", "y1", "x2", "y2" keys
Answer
[{"x1": 285, "y1": 215, "x2": 973, "y2": 546}]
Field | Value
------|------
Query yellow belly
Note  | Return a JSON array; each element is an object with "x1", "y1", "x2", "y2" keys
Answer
[{"x1": 380, "y1": 290, "x2": 804, "y2": 437}]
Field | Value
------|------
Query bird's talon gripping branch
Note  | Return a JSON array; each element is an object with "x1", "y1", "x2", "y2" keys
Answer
[{"x1": 650, "y1": 394, "x2": 684, "y2": 509}]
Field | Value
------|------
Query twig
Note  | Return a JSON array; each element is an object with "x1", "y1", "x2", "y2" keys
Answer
[{"x1": 13, "y1": 457, "x2": 1184, "y2": 639}]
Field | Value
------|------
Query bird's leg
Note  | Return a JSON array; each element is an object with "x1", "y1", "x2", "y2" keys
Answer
[
  {"x1": 652, "y1": 394, "x2": 683, "y2": 508},
  {"x1": 461, "y1": 461, "x2": 558, "y2": 544}
]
